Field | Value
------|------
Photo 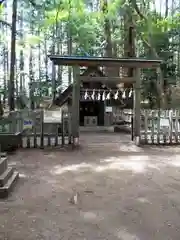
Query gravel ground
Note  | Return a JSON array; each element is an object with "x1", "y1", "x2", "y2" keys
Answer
[{"x1": 1, "y1": 133, "x2": 180, "y2": 240}]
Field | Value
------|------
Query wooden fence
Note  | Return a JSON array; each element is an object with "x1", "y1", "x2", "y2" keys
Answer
[
  {"x1": 1, "y1": 108, "x2": 180, "y2": 147},
  {"x1": 141, "y1": 109, "x2": 180, "y2": 145},
  {"x1": 114, "y1": 108, "x2": 180, "y2": 145},
  {"x1": 0, "y1": 110, "x2": 72, "y2": 149}
]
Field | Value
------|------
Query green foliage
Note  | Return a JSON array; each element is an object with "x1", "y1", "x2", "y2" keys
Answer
[
  {"x1": 134, "y1": 7, "x2": 180, "y2": 107},
  {"x1": 0, "y1": 3, "x2": 3, "y2": 15},
  {"x1": 1, "y1": 0, "x2": 180, "y2": 109},
  {"x1": 24, "y1": 35, "x2": 42, "y2": 46}
]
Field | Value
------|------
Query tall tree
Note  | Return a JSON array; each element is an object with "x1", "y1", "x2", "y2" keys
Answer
[{"x1": 9, "y1": 0, "x2": 18, "y2": 110}]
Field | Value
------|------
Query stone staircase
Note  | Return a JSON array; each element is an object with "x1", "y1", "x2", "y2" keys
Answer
[{"x1": 0, "y1": 153, "x2": 19, "y2": 198}]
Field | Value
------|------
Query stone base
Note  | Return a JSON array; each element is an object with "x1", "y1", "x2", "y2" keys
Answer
[
  {"x1": 0, "y1": 156, "x2": 19, "y2": 198},
  {"x1": 72, "y1": 137, "x2": 79, "y2": 148},
  {"x1": 134, "y1": 136, "x2": 140, "y2": 146}
]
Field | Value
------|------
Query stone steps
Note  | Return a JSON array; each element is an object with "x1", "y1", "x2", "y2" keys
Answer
[
  {"x1": 0, "y1": 167, "x2": 14, "y2": 187},
  {"x1": 0, "y1": 152, "x2": 7, "y2": 158},
  {"x1": 0, "y1": 157, "x2": 8, "y2": 175},
  {"x1": 0, "y1": 171, "x2": 19, "y2": 198},
  {"x1": 0, "y1": 155, "x2": 19, "y2": 198}
]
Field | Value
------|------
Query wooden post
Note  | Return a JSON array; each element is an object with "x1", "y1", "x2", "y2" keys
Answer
[
  {"x1": 71, "y1": 66, "x2": 80, "y2": 147},
  {"x1": 68, "y1": 112, "x2": 72, "y2": 144},
  {"x1": 131, "y1": 116, "x2": 134, "y2": 141},
  {"x1": 133, "y1": 68, "x2": 141, "y2": 145},
  {"x1": 40, "y1": 109, "x2": 44, "y2": 149},
  {"x1": 29, "y1": 83, "x2": 35, "y2": 110},
  {"x1": 157, "y1": 66, "x2": 164, "y2": 108},
  {"x1": 104, "y1": 99, "x2": 106, "y2": 126},
  {"x1": 61, "y1": 110, "x2": 65, "y2": 146},
  {"x1": 52, "y1": 62, "x2": 56, "y2": 104}
]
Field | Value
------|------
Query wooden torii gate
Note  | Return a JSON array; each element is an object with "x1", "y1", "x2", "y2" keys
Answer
[{"x1": 49, "y1": 55, "x2": 162, "y2": 146}]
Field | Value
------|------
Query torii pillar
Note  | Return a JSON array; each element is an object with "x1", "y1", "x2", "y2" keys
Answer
[{"x1": 71, "y1": 66, "x2": 80, "y2": 147}]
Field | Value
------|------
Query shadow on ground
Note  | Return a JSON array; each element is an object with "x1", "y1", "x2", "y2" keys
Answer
[{"x1": 1, "y1": 133, "x2": 180, "y2": 240}]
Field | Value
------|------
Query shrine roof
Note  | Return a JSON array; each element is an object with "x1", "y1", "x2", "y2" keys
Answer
[{"x1": 49, "y1": 55, "x2": 162, "y2": 68}]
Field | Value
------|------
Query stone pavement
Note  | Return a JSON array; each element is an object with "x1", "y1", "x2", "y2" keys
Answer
[{"x1": 0, "y1": 133, "x2": 180, "y2": 239}]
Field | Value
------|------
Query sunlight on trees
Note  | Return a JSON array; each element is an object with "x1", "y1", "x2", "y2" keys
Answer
[{"x1": 0, "y1": 0, "x2": 179, "y2": 110}]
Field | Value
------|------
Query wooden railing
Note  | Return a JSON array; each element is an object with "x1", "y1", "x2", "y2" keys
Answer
[
  {"x1": 0, "y1": 110, "x2": 72, "y2": 149},
  {"x1": 141, "y1": 109, "x2": 180, "y2": 144},
  {"x1": 113, "y1": 108, "x2": 180, "y2": 145}
]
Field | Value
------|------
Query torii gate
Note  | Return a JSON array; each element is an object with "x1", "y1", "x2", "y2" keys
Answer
[{"x1": 49, "y1": 55, "x2": 162, "y2": 147}]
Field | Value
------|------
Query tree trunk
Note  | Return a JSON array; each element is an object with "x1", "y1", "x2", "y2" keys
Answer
[
  {"x1": 112, "y1": 21, "x2": 120, "y2": 78},
  {"x1": 57, "y1": 23, "x2": 62, "y2": 92},
  {"x1": 67, "y1": 29, "x2": 72, "y2": 85},
  {"x1": 19, "y1": 48, "x2": 24, "y2": 93},
  {"x1": 38, "y1": 28, "x2": 42, "y2": 97},
  {"x1": 131, "y1": 0, "x2": 164, "y2": 108},
  {"x1": 3, "y1": 46, "x2": 7, "y2": 105},
  {"x1": 29, "y1": 47, "x2": 34, "y2": 109},
  {"x1": 124, "y1": 7, "x2": 135, "y2": 90},
  {"x1": 44, "y1": 36, "x2": 49, "y2": 83},
  {"x1": 2, "y1": 0, "x2": 8, "y2": 105},
  {"x1": 102, "y1": 0, "x2": 113, "y2": 58},
  {"x1": 101, "y1": 0, "x2": 113, "y2": 77},
  {"x1": 165, "y1": 0, "x2": 168, "y2": 17},
  {"x1": 29, "y1": 10, "x2": 35, "y2": 110},
  {"x1": 67, "y1": 2, "x2": 72, "y2": 86},
  {"x1": 51, "y1": 25, "x2": 56, "y2": 103},
  {"x1": 9, "y1": 0, "x2": 17, "y2": 111}
]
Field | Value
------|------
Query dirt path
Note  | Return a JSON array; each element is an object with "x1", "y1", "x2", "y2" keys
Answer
[{"x1": 1, "y1": 133, "x2": 180, "y2": 239}]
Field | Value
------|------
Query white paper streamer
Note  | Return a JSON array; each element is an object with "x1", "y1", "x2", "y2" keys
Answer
[
  {"x1": 114, "y1": 90, "x2": 119, "y2": 100},
  {"x1": 122, "y1": 89, "x2": 126, "y2": 99},
  {"x1": 106, "y1": 91, "x2": 110, "y2": 100},
  {"x1": 91, "y1": 89, "x2": 95, "y2": 100},
  {"x1": 97, "y1": 90, "x2": 101, "y2": 101},
  {"x1": 84, "y1": 89, "x2": 88, "y2": 100},
  {"x1": 102, "y1": 91, "x2": 105, "y2": 101},
  {"x1": 129, "y1": 89, "x2": 132, "y2": 98}
]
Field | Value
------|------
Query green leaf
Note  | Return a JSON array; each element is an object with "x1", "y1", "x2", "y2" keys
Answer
[
  {"x1": 43, "y1": 9, "x2": 68, "y2": 27},
  {"x1": 25, "y1": 35, "x2": 42, "y2": 46},
  {"x1": 0, "y1": 3, "x2": 4, "y2": 15}
]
